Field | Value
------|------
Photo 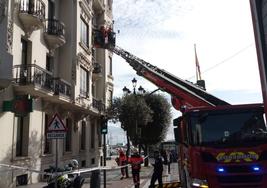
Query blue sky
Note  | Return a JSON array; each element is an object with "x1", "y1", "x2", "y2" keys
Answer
[{"x1": 108, "y1": 0, "x2": 263, "y2": 143}]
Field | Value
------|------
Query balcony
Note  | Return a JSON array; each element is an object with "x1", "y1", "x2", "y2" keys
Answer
[
  {"x1": 13, "y1": 64, "x2": 71, "y2": 99},
  {"x1": 92, "y1": 0, "x2": 104, "y2": 13},
  {"x1": 92, "y1": 97, "x2": 105, "y2": 112},
  {"x1": 54, "y1": 78, "x2": 71, "y2": 97},
  {"x1": 92, "y1": 56, "x2": 102, "y2": 80},
  {"x1": 18, "y1": 0, "x2": 45, "y2": 37},
  {"x1": 44, "y1": 19, "x2": 66, "y2": 55}
]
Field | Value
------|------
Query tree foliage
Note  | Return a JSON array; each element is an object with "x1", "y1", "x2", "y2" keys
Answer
[
  {"x1": 107, "y1": 92, "x2": 172, "y2": 145},
  {"x1": 142, "y1": 93, "x2": 172, "y2": 144}
]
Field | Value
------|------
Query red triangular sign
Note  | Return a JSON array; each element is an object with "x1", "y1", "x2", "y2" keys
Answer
[{"x1": 47, "y1": 113, "x2": 67, "y2": 132}]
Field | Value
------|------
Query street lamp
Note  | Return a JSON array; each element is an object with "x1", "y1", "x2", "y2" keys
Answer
[
  {"x1": 132, "y1": 77, "x2": 137, "y2": 94},
  {"x1": 122, "y1": 86, "x2": 131, "y2": 95},
  {"x1": 122, "y1": 77, "x2": 146, "y2": 154}
]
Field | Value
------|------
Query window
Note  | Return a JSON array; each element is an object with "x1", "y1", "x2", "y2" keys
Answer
[
  {"x1": 48, "y1": 0, "x2": 55, "y2": 20},
  {"x1": 46, "y1": 55, "x2": 53, "y2": 72},
  {"x1": 21, "y1": 39, "x2": 28, "y2": 66},
  {"x1": 65, "y1": 118, "x2": 72, "y2": 152},
  {"x1": 107, "y1": 90, "x2": 113, "y2": 106},
  {"x1": 90, "y1": 123, "x2": 95, "y2": 149},
  {"x1": 81, "y1": 160, "x2": 86, "y2": 167},
  {"x1": 16, "y1": 116, "x2": 29, "y2": 157},
  {"x1": 92, "y1": 81, "x2": 96, "y2": 97},
  {"x1": 91, "y1": 158, "x2": 95, "y2": 165},
  {"x1": 44, "y1": 114, "x2": 52, "y2": 154},
  {"x1": 80, "y1": 17, "x2": 89, "y2": 47},
  {"x1": 108, "y1": 56, "x2": 112, "y2": 75},
  {"x1": 80, "y1": 121, "x2": 86, "y2": 150},
  {"x1": 80, "y1": 66, "x2": 89, "y2": 97},
  {"x1": 16, "y1": 174, "x2": 28, "y2": 186}
]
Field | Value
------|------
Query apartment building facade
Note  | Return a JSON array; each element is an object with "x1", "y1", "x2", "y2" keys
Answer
[{"x1": 0, "y1": 0, "x2": 114, "y2": 187}]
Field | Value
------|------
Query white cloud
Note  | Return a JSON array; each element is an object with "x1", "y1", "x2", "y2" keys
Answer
[{"x1": 112, "y1": 0, "x2": 263, "y2": 141}]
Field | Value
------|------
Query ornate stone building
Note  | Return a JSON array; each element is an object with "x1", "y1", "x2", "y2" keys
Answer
[{"x1": 0, "y1": 0, "x2": 113, "y2": 187}]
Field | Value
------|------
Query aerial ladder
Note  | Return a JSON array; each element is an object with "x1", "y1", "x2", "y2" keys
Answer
[{"x1": 94, "y1": 28, "x2": 229, "y2": 111}]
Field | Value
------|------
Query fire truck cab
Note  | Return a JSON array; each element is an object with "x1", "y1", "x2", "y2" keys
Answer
[{"x1": 175, "y1": 103, "x2": 267, "y2": 188}]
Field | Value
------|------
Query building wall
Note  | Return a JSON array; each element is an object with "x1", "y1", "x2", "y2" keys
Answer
[{"x1": 0, "y1": 0, "x2": 113, "y2": 187}]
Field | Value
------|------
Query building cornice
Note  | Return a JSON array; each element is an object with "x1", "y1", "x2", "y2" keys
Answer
[
  {"x1": 79, "y1": 0, "x2": 93, "y2": 22},
  {"x1": 77, "y1": 52, "x2": 93, "y2": 71}
]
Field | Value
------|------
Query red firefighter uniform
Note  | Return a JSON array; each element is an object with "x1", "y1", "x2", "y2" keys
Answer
[
  {"x1": 119, "y1": 150, "x2": 127, "y2": 179},
  {"x1": 128, "y1": 151, "x2": 144, "y2": 188}
]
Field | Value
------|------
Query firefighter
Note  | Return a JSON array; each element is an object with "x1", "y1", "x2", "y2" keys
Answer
[
  {"x1": 128, "y1": 148, "x2": 144, "y2": 188},
  {"x1": 118, "y1": 149, "x2": 127, "y2": 179},
  {"x1": 149, "y1": 151, "x2": 164, "y2": 188}
]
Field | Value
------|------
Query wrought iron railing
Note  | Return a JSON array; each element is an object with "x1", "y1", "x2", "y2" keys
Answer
[
  {"x1": 19, "y1": 0, "x2": 45, "y2": 20},
  {"x1": 13, "y1": 64, "x2": 71, "y2": 97},
  {"x1": 44, "y1": 19, "x2": 65, "y2": 36},
  {"x1": 13, "y1": 64, "x2": 53, "y2": 89},
  {"x1": 54, "y1": 78, "x2": 71, "y2": 97},
  {"x1": 92, "y1": 98, "x2": 105, "y2": 112}
]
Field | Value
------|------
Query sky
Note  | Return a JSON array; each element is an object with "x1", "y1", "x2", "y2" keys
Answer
[{"x1": 107, "y1": 0, "x2": 263, "y2": 144}]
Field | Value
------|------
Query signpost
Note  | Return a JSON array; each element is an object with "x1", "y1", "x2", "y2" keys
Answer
[{"x1": 47, "y1": 113, "x2": 67, "y2": 188}]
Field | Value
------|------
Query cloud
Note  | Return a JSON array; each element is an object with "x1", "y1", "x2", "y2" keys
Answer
[
  {"x1": 113, "y1": 0, "x2": 193, "y2": 40},
  {"x1": 111, "y1": 0, "x2": 263, "y2": 142}
]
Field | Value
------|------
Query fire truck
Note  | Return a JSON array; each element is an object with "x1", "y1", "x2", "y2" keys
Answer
[{"x1": 93, "y1": 26, "x2": 267, "y2": 187}]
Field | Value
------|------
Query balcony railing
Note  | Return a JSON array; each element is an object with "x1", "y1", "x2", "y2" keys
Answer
[
  {"x1": 54, "y1": 78, "x2": 71, "y2": 97},
  {"x1": 19, "y1": 0, "x2": 45, "y2": 20},
  {"x1": 13, "y1": 64, "x2": 71, "y2": 97},
  {"x1": 44, "y1": 19, "x2": 65, "y2": 36},
  {"x1": 13, "y1": 64, "x2": 53, "y2": 89},
  {"x1": 44, "y1": 19, "x2": 66, "y2": 54},
  {"x1": 92, "y1": 98, "x2": 105, "y2": 112}
]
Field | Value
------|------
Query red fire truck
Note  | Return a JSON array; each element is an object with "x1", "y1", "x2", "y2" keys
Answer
[{"x1": 93, "y1": 23, "x2": 267, "y2": 187}]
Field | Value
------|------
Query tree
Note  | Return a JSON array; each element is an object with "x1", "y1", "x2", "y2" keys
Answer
[
  {"x1": 141, "y1": 93, "x2": 172, "y2": 145},
  {"x1": 107, "y1": 92, "x2": 172, "y2": 151}
]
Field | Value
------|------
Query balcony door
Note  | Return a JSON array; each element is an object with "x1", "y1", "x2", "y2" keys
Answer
[
  {"x1": 20, "y1": 38, "x2": 28, "y2": 83},
  {"x1": 21, "y1": 38, "x2": 28, "y2": 67},
  {"x1": 48, "y1": 0, "x2": 55, "y2": 20}
]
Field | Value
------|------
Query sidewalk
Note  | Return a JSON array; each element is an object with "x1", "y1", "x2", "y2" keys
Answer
[
  {"x1": 19, "y1": 161, "x2": 179, "y2": 188},
  {"x1": 143, "y1": 162, "x2": 180, "y2": 188}
]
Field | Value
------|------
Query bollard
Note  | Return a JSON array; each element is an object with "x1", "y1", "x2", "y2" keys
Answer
[{"x1": 90, "y1": 169, "x2": 101, "y2": 188}]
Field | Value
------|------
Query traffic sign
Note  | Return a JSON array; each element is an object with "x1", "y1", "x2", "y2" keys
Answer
[
  {"x1": 47, "y1": 113, "x2": 67, "y2": 132},
  {"x1": 47, "y1": 132, "x2": 66, "y2": 139}
]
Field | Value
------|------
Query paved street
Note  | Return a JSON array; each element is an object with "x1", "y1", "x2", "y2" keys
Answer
[{"x1": 20, "y1": 157, "x2": 180, "y2": 188}]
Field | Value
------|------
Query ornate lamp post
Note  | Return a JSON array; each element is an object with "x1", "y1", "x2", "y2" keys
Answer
[{"x1": 122, "y1": 78, "x2": 145, "y2": 154}]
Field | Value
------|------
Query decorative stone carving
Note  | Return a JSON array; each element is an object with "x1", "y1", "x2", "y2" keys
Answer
[
  {"x1": 6, "y1": 15, "x2": 13, "y2": 53},
  {"x1": 4, "y1": 0, "x2": 13, "y2": 54},
  {"x1": 77, "y1": 52, "x2": 93, "y2": 71},
  {"x1": 0, "y1": 0, "x2": 7, "y2": 24}
]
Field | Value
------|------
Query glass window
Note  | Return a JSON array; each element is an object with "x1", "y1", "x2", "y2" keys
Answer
[
  {"x1": 65, "y1": 118, "x2": 72, "y2": 152},
  {"x1": 21, "y1": 39, "x2": 28, "y2": 67},
  {"x1": 16, "y1": 116, "x2": 29, "y2": 156},
  {"x1": 107, "y1": 90, "x2": 112, "y2": 106},
  {"x1": 80, "y1": 121, "x2": 86, "y2": 150},
  {"x1": 108, "y1": 56, "x2": 112, "y2": 75},
  {"x1": 80, "y1": 66, "x2": 89, "y2": 97},
  {"x1": 44, "y1": 114, "x2": 52, "y2": 154},
  {"x1": 80, "y1": 18, "x2": 89, "y2": 47},
  {"x1": 91, "y1": 123, "x2": 95, "y2": 149},
  {"x1": 189, "y1": 109, "x2": 267, "y2": 147}
]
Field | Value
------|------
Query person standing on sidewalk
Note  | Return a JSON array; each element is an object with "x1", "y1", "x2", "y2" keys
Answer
[
  {"x1": 118, "y1": 149, "x2": 128, "y2": 180},
  {"x1": 166, "y1": 150, "x2": 172, "y2": 174},
  {"x1": 128, "y1": 148, "x2": 144, "y2": 188},
  {"x1": 149, "y1": 151, "x2": 163, "y2": 188}
]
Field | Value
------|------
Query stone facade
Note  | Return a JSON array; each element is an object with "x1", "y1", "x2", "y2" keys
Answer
[{"x1": 0, "y1": 0, "x2": 113, "y2": 187}]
